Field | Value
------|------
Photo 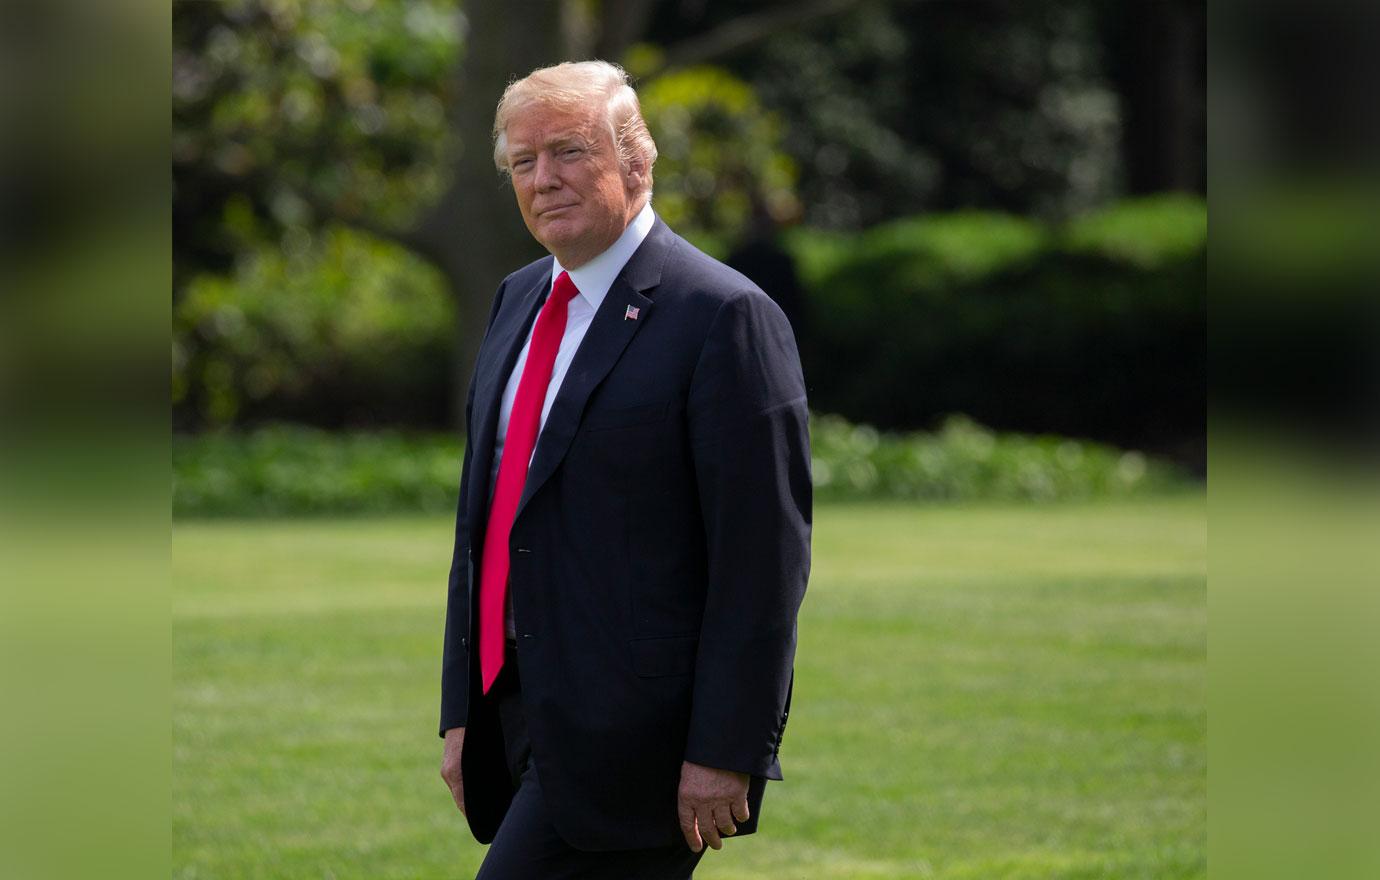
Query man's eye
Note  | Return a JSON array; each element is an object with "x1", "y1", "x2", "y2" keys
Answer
[
  {"x1": 562, "y1": 148, "x2": 583, "y2": 158},
  {"x1": 512, "y1": 158, "x2": 533, "y2": 171}
]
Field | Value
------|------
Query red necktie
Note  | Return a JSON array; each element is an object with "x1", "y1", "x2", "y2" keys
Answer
[{"x1": 478, "y1": 270, "x2": 581, "y2": 694}]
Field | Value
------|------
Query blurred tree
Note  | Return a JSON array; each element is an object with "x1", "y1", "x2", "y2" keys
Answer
[
  {"x1": 637, "y1": 66, "x2": 798, "y2": 245},
  {"x1": 172, "y1": 0, "x2": 462, "y2": 290},
  {"x1": 1099, "y1": 0, "x2": 1206, "y2": 195},
  {"x1": 643, "y1": 0, "x2": 1204, "y2": 227},
  {"x1": 173, "y1": 0, "x2": 850, "y2": 430},
  {"x1": 174, "y1": 0, "x2": 1202, "y2": 433},
  {"x1": 174, "y1": 0, "x2": 559, "y2": 432}
]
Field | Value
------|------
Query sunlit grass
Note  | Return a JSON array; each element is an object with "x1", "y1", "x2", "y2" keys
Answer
[{"x1": 173, "y1": 496, "x2": 1204, "y2": 879}]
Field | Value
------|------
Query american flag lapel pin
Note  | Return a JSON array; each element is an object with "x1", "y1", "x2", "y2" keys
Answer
[{"x1": 624, "y1": 304, "x2": 640, "y2": 321}]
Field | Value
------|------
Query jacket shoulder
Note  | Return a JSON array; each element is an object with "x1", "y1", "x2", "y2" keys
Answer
[
  {"x1": 659, "y1": 233, "x2": 800, "y2": 344},
  {"x1": 658, "y1": 233, "x2": 789, "y2": 333},
  {"x1": 663, "y1": 235, "x2": 762, "y2": 300}
]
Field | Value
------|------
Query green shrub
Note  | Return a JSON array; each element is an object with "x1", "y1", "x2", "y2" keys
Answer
[
  {"x1": 637, "y1": 66, "x2": 797, "y2": 245},
  {"x1": 172, "y1": 199, "x2": 1203, "y2": 470},
  {"x1": 1063, "y1": 193, "x2": 1209, "y2": 268},
  {"x1": 173, "y1": 425, "x2": 462, "y2": 517},
  {"x1": 809, "y1": 413, "x2": 1187, "y2": 502},
  {"x1": 173, "y1": 414, "x2": 1190, "y2": 518},
  {"x1": 785, "y1": 196, "x2": 1205, "y2": 462},
  {"x1": 173, "y1": 225, "x2": 453, "y2": 428}
]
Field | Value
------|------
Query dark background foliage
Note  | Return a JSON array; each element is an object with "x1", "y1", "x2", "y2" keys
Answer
[{"x1": 172, "y1": 0, "x2": 1205, "y2": 469}]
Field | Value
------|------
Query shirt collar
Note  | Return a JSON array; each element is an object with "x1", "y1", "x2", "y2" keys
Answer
[{"x1": 550, "y1": 201, "x2": 655, "y2": 310}]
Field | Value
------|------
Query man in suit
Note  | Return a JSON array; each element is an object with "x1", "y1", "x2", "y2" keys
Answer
[{"x1": 438, "y1": 60, "x2": 811, "y2": 879}]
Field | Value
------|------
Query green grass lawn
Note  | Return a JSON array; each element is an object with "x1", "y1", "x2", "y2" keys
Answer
[{"x1": 173, "y1": 495, "x2": 1205, "y2": 879}]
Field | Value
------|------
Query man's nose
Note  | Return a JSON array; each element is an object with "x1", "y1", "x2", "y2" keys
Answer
[{"x1": 533, "y1": 153, "x2": 561, "y2": 192}]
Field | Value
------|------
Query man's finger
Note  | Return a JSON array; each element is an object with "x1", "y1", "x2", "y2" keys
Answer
[
  {"x1": 678, "y1": 800, "x2": 703, "y2": 852},
  {"x1": 712, "y1": 804, "x2": 737, "y2": 837},
  {"x1": 731, "y1": 796, "x2": 750, "y2": 824},
  {"x1": 697, "y1": 806, "x2": 723, "y2": 850}
]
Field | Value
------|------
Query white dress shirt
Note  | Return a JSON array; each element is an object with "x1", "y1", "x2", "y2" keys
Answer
[{"x1": 489, "y1": 202, "x2": 655, "y2": 637}]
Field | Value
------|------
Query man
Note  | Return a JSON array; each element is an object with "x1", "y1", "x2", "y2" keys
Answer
[{"x1": 438, "y1": 60, "x2": 811, "y2": 879}]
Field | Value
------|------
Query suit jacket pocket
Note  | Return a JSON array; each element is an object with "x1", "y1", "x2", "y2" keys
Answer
[{"x1": 629, "y1": 634, "x2": 698, "y2": 678}]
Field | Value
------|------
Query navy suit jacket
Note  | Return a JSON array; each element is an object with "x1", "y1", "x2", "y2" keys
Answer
[{"x1": 439, "y1": 214, "x2": 812, "y2": 851}]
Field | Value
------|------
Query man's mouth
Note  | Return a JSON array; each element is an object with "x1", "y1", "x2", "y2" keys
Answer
[{"x1": 539, "y1": 204, "x2": 576, "y2": 217}]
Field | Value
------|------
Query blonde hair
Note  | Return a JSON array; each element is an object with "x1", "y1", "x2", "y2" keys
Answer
[{"x1": 492, "y1": 60, "x2": 657, "y2": 195}]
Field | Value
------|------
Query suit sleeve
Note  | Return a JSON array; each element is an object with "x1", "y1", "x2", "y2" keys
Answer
[
  {"x1": 683, "y1": 289, "x2": 812, "y2": 779},
  {"x1": 439, "y1": 278, "x2": 510, "y2": 737}
]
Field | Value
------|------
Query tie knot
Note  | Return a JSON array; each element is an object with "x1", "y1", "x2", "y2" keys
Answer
[{"x1": 552, "y1": 271, "x2": 580, "y2": 304}]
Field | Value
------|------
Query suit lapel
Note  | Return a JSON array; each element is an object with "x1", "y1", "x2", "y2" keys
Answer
[
  {"x1": 512, "y1": 216, "x2": 675, "y2": 525},
  {"x1": 466, "y1": 264, "x2": 553, "y2": 534}
]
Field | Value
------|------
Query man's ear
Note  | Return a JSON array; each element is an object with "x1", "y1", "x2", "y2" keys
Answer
[{"x1": 623, "y1": 155, "x2": 647, "y2": 193}]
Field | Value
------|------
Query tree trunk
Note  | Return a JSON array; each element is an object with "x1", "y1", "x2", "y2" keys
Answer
[
  {"x1": 1108, "y1": 0, "x2": 1206, "y2": 195},
  {"x1": 415, "y1": 0, "x2": 564, "y2": 433}
]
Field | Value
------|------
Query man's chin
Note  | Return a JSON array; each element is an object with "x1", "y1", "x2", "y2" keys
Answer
[{"x1": 536, "y1": 223, "x2": 582, "y2": 251}]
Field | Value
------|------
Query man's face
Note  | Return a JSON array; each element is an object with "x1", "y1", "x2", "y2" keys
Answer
[{"x1": 503, "y1": 102, "x2": 642, "y2": 269}]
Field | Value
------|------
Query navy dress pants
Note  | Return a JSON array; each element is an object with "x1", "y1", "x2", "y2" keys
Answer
[{"x1": 473, "y1": 642, "x2": 707, "y2": 880}]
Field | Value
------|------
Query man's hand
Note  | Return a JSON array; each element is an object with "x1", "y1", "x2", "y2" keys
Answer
[
  {"x1": 440, "y1": 727, "x2": 466, "y2": 815},
  {"x1": 677, "y1": 760, "x2": 750, "y2": 853}
]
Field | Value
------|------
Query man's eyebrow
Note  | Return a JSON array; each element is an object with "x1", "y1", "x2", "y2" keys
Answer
[{"x1": 508, "y1": 132, "x2": 591, "y2": 156}]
